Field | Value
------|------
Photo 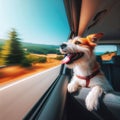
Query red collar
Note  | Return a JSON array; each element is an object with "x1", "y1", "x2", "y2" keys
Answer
[{"x1": 76, "y1": 69, "x2": 100, "y2": 87}]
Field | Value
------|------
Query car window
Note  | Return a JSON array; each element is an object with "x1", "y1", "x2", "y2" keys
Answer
[
  {"x1": 0, "y1": 0, "x2": 70, "y2": 120},
  {"x1": 95, "y1": 45, "x2": 117, "y2": 61}
]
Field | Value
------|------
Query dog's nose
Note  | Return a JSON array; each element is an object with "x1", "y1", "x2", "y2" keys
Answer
[{"x1": 60, "y1": 43, "x2": 67, "y2": 49}]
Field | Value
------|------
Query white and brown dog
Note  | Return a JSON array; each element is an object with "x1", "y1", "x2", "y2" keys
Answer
[{"x1": 60, "y1": 33, "x2": 113, "y2": 111}]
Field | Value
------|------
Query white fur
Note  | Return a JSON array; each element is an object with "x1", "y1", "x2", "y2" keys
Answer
[
  {"x1": 60, "y1": 37, "x2": 113, "y2": 111},
  {"x1": 85, "y1": 86, "x2": 103, "y2": 111}
]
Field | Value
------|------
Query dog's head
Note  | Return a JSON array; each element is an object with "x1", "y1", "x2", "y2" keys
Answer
[{"x1": 60, "y1": 33, "x2": 103, "y2": 67}]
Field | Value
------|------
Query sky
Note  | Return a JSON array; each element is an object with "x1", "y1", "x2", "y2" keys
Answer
[{"x1": 0, "y1": 0, "x2": 70, "y2": 45}]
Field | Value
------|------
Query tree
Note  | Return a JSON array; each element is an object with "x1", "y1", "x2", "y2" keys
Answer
[
  {"x1": 1, "y1": 40, "x2": 11, "y2": 65},
  {"x1": 1, "y1": 29, "x2": 25, "y2": 65}
]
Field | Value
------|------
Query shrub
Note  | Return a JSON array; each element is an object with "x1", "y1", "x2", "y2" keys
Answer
[
  {"x1": 21, "y1": 58, "x2": 32, "y2": 67},
  {"x1": 38, "y1": 57, "x2": 47, "y2": 63},
  {"x1": 26, "y1": 54, "x2": 47, "y2": 63},
  {"x1": 55, "y1": 55, "x2": 64, "y2": 60},
  {"x1": 26, "y1": 54, "x2": 38, "y2": 63}
]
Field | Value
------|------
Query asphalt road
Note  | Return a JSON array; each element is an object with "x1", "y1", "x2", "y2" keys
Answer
[{"x1": 0, "y1": 65, "x2": 61, "y2": 120}]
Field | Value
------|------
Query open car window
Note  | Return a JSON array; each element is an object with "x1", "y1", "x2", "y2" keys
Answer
[
  {"x1": 0, "y1": 0, "x2": 70, "y2": 84},
  {"x1": 0, "y1": 0, "x2": 70, "y2": 120}
]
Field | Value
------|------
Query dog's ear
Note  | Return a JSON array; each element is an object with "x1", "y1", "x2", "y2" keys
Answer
[
  {"x1": 91, "y1": 33, "x2": 104, "y2": 43},
  {"x1": 87, "y1": 33, "x2": 104, "y2": 47}
]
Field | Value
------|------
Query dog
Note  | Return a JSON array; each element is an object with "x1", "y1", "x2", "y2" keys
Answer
[{"x1": 60, "y1": 33, "x2": 113, "y2": 111}]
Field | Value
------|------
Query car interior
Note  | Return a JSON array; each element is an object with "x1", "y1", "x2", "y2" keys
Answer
[{"x1": 23, "y1": 0, "x2": 120, "y2": 120}]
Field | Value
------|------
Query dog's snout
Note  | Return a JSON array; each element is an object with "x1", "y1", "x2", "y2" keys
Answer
[{"x1": 60, "y1": 43, "x2": 67, "y2": 49}]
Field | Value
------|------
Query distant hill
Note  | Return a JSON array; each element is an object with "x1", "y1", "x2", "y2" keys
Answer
[
  {"x1": 0, "y1": 40, "x2": 60, "y2": 54},
  {"x1": 22, "y1": 42, "x2": 59, "y2": 54}
]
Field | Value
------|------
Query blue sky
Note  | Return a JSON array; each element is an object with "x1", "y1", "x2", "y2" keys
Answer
[{"x1": 0, "y1": 0, "x2": 70, "y2": 45}]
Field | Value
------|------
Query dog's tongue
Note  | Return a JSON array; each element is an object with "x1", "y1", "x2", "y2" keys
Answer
[{"x1": 62, "y1": 54, "x2": 72, "y2": 64}]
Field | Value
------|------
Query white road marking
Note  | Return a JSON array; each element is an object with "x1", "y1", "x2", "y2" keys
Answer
[
  {"x1": 0, "y1": 65, "x2": 61, "y2": 120},
  {"x1": 0, "y1": 65, "x2": 60, "y2": 91}
]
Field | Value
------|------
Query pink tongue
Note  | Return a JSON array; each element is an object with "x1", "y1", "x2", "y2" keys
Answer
[{"x1": 62, "y1": 55, "x2": 70, "y2": 64}]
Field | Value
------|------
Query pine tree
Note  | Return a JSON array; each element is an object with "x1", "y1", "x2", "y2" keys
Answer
[{"x1": 1, "y1": 29, "x2": 25, "y2": 65}]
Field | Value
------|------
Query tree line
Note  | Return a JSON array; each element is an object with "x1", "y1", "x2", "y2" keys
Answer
[{"x1": 0, "y1": 29, "x2": 61, "y2": 67}]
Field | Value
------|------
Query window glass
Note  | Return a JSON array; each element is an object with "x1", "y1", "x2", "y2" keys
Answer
[{"x1": 95, "y1": 45, "x2": 117, "y2": 61}]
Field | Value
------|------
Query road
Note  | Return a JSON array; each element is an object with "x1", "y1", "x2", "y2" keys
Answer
[{"x1": 0, "y1": 65, "x2": 61, "y2": 120}]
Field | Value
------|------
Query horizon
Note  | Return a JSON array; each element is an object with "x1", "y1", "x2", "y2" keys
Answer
[{"x1": 0, "y1": 38, "x2": 60, "y2": 46}]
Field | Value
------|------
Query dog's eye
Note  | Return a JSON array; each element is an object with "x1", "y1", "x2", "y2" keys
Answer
[{"x1": 74, "y1": 41, "x2": 81, "y2": 45}]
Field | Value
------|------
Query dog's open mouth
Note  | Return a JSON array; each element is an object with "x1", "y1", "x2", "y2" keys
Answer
[{"x1": 62, "y1": 52, "x2": 84, "y2": 64}]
